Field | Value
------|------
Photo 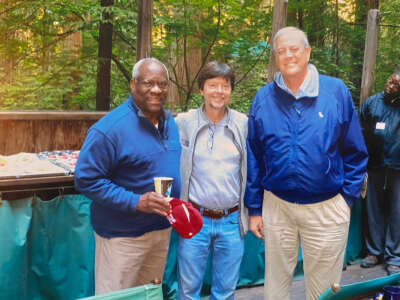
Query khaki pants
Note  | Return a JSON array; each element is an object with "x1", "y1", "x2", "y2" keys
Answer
[
  {"x1": 262, "y1": 191, "x2": 350, "y2": 300},
  {"x1": 94, "y1": 228, "x2": 171, "y2": 295}
]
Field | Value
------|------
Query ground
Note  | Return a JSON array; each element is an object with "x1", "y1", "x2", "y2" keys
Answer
[{"x1": 232, "y1": 262, "x2": 387, "y2": 300}]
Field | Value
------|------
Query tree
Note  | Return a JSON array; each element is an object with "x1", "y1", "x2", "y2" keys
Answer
[{"x1": 96, "y1": 0, "x2": 114, "y2": 111}]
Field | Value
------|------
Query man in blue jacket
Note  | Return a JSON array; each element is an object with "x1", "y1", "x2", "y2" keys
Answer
[
  {"x1": 359, "y1": 70, "x2": 400, "y2": 275},
  {"x1": 245, "y1": 27, "x2": 368, "y2": 300},
  {"x1": 74, "y1": 58, "x2": 181, "y2": 295}
]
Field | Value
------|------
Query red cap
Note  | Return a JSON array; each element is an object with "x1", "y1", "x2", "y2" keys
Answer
[{"x1": 166, "y1": 198, "x2": 203, "y2": 239}]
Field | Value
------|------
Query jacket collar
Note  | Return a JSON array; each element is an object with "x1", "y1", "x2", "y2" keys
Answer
[
  {"x1": 274, "y1": 64, "x2": 319, "y2": 99},
  {"x1": 382, "y1": 91, "x2": 400, "y2": 107},
  {"x1": 128, "y1": 95, "x2": 170, "y2": 121}
]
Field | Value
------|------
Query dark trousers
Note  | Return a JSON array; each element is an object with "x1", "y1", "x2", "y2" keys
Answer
[{"x1": 365, "y1": 168, "x2": 400, "y2": 266}]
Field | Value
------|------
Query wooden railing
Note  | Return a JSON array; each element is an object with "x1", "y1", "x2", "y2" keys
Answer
[{"x1": 0, "y1": 111, "x2": 107, "y2": 155}]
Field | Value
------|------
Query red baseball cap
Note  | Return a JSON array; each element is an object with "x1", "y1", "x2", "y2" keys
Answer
[{"x1": 166, "y1": 198, "x2": 203, "y2": 239}]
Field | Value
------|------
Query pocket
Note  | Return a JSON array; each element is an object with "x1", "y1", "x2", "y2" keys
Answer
[
  {"x1": 228, "y1": 211, "x2": 239, "y2": 224},
  {"x1": 333, "y1": 194, "x2": 350, "y2": 222}
]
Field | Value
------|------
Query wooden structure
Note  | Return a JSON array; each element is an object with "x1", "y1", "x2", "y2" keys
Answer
[
  {"x1": 267, "y1": 0, "x2": 288, "y2": 81},
  {"x1": 0, "y1": 111, "x2": 107, "y2": 200},
  {"x1": 360, "y1": 9, "x2": 380, "y2": 105},
  {"x1": 137, "y1": 0, "x2": 153, "y2": 60},
  {"x1": 0, "y1": 111, "x2": 106, "y2": 155}
]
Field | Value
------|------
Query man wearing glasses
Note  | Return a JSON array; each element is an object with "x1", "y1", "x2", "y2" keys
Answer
[
  {"x1": 245, "y1": 27, "x2": 368, "y2": 300},
  {"x1": 75, "y1": 58, "x2": 181, "y2": 294},
  {"x1": 175, "y1": 61, "x2": 248, "y2": 300}
]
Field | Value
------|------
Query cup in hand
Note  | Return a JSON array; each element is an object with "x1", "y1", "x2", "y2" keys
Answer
[{"x1": 154, "y1": 177, "x2": 173, "y2": 198}]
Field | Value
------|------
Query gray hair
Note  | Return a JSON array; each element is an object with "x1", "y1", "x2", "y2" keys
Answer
[
  {"x1": 131, "y1": 58, "x2": 169, "y2": 80},
  {"x1": 272, "y1": 26, "x2": 310, "y2": 52}
]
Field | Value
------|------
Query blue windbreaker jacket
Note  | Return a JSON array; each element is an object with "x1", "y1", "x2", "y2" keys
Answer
[
  {"x1": 359, "y1": 91, "x2": 400, "y2": 170},
  {"x1": 245, "y1": 74, "x2": 368, "y2": 216},
  {"x1": 74, "y1": 96, "x2": 181, "y2": 237}
]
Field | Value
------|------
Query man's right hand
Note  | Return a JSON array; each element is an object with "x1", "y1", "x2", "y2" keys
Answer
[
  {"x1": 136, "y1": 192, "x2": 170, "y2": 217},
  {"x1": 249, "y1": 215, "x2": 264, "y2": 239}
]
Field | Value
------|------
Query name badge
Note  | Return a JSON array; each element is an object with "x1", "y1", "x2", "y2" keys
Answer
[{"x1": 376, "y1": 122, "x2": 386, "y2": 130}]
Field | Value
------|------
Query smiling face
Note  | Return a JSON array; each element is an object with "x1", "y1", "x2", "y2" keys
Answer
[
  {"x1": 201, "y1": 76, "x2": 232, "y2": 111},
  {"x1": 130, "y1": 61, "x2": 168, "y2": 121},
  {"x1": 274, "y1": 30, "x2": 311, "y2": 81}
]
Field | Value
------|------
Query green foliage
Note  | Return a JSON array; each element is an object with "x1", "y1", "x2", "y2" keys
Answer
[{"x1": 1, "y1": 0, "x2": 400, "y2": 112}]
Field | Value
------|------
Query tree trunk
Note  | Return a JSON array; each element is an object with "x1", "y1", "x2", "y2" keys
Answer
[
  {"x1": 267, "y1": 0, "x2": 288, "y2": 81},
  {"x1": 137, "y1": 0, "x2": 153, "y2": 61},
  {"x1": 95, "y1": 0, "x2": 114, "y2": 111},
  {"x1": 360, "y1": 9, "x2": 380, "y2": 105},
  {"x1": 63, "y1": 27, "x2": 83, "y2": 109}
]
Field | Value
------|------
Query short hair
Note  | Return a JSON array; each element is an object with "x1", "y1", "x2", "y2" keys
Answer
[
  {"x1": 197, "y1": 61, "x2": 235, "y2": 91},
  {"x1": 131, "y1": 58, "x2": 169, "y2": 80},
  {"x1": 272, "y1": 26, "x2": 310, "y2": 52}
]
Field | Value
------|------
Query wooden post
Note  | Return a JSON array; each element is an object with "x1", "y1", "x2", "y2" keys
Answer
[
  {"x1": 137, "y1": 0, "x2": 153, "y2": 61},
  {"x1": 96, "y1": 0, "x2": 114, "y2": 111},
  {"x1": 267, "y1": 0, "x2": 288, "y2": 81},
  {"x1": 360, "y1": 9, "x2": 380, "y2": 105}
]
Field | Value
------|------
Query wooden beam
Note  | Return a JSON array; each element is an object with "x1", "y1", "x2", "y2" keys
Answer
[
  {"x1": 267, "y1": 0, "x2": 288, "y2": 81},
  {"x1": 360, "y1": 9, "x2": 380, "y2": 105},
  {"x1": 137, "y1": 0, "x2": 153, "y2": 61},
  {"x1": 96, "y1": 0, "x2": 114, "y2": 111}
]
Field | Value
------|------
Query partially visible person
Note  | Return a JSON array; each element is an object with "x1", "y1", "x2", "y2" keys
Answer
[
  {"x1": 175, "y1": 61, "x2": 248, "y2": 300},
  {"x1": 359, "y1": 69, "x2": 400, "y2": 275},
  {"x1": 74, "y1": 58, "x2": 181, "y2": 294},
  {"x1": 245, "y1": 27, "x2": 368, "y2": 300}
]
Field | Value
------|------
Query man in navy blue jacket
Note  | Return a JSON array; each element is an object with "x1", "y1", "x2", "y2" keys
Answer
[
  {"x1": 245, "y1": 27, "x2": 368, "y2": 300},
  {"x1": 359, "y1": 70, "x2": 400, "y2": 275},
  {"x1": 75, "y1": 58, "x2": 181, "y2": 294}
]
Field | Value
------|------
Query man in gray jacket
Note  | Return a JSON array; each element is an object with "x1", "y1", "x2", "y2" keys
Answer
[{"x1": 175, "y1": 61, "x2": 248, "y2": 300}]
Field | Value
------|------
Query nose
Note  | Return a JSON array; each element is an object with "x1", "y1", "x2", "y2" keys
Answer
[
  {"x1": 217, "y1": 85, "x2": 223, "y2": 93},
  {"x1": 285, "y1": 48, "x2": 294, "y2": 57},
  {"x1": 150, "y1": 83, "x2": 162, "y2": 93}
]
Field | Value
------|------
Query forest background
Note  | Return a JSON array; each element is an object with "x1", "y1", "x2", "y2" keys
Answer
[{"x1": 0, "y1": 0, "x2": 399, "y2": 112}]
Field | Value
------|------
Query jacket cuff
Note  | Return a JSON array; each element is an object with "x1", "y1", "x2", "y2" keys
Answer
[{"x1": 248, "y1": 207, "x2": 262, "y2": 216}]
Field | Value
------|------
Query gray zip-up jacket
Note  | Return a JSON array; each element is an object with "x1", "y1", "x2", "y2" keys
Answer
[{"x1": 175, "y1": 106, "x2": 248, "y2": 236}]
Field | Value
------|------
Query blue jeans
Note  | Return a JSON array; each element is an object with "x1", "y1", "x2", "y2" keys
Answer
[{"x1": 177, "y1": 211, "x2": 244, "y2": 300}]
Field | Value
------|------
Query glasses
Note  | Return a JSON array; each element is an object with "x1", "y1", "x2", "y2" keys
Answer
[
  {"x1": 207, "y1": 124, "x2": 215, "y2": 152},
  {"x1": 136, "y1": 79, "x2": 168, "y2": 90},
  {"x1": 275, "y1": 46, "x2": 303, "y2": 57}
]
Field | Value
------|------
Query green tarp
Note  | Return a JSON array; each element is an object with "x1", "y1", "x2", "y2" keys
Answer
[
  {"x1": 0, "y1": 194, "x2": 363, "y2": 299},
  {"x1": 79, "y1": 284, "x2": 163, "y2": 300},
  {"x1": 317, "y1": 272, "x2": 400, "y2": 300}
]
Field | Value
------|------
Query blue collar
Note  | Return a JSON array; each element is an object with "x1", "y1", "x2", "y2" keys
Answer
[{"x1": 274, "y1": 64, "x2": 319, "y2": 99}]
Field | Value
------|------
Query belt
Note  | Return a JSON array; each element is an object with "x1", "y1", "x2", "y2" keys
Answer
[{"x1": 190, "y1": 202, "x2": 238, "y2": 219}]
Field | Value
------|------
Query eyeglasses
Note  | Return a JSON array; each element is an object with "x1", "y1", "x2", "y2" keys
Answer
[
  {"x1": 136, "y1": 79, "x2": 168, "y2": 90},
  {"x1": 207, "y1": 124, "x2": 215, "y2": 152},
  {"x1": 275, "y1": 46, "x2": 303, "y2": 57}
]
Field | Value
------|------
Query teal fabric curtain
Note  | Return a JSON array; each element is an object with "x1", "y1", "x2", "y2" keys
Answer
[
  {"x1": 0, "y1": 195, "x2": 363, "y2": 300},
  {"x1": 0, "y1": 195, "x2": 95, "y2": 300}
]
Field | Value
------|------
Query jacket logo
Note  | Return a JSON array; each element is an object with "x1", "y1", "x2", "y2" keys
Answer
[{"x1": 318, "y1": 112, "x2": 324, "y2": 118}]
